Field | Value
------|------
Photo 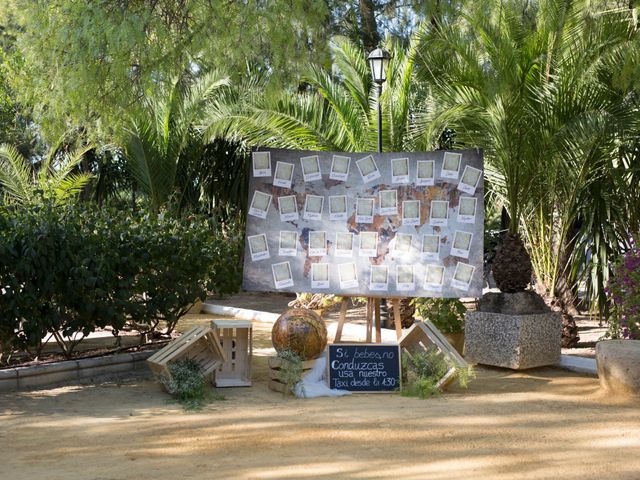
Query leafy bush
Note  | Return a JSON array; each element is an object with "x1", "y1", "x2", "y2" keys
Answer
[
  {"x1": 606, "y1": 245, "x2": 640, "y2": 339},
  {"x1": 0, "y1": 202, "x2": 242, "y2": 363},
  {"x1": 160, "y1": 358, "x2": 224, "y2": 410},
  {"x1": 411, "y1": 298, "x2": 467, "y2": 334},
  {"x1": 276, "y1": 350, "x2": 304, "y2": 397},
  {"x1": 402, "y1": 348, "x2": 474, "y2": 399}
]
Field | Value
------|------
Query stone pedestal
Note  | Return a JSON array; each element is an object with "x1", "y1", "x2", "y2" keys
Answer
[
  {"x1": 596, "y1": 340, "x2": 640, "y2": 396},
  {"x1": 464, "y1": 311, "x2": 561, "y2": 369}
]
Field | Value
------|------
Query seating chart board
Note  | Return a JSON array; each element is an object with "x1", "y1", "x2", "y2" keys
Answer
[{"x1": 243, "y1": 148, "x2": 484, "y2": 298}]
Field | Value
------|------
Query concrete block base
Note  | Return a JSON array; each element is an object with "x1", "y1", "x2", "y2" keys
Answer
[
  {"x1": 464, "y1": 311, "x2": 561, "y2": 369},
  {"x1": 596, "y1": 340, "x2": 640, "y2": 396}
]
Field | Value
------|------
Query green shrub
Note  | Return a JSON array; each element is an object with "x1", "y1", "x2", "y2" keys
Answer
[
  {"x1": 0, "y1": 202, "x2": 242, "y2": 363},
  {"x1": 276, "y1": 350, "x2": 304, "y2": 397},
  {"x1": 411, "y1": 298, "x2": 467, "y2": 334},
  {"x1": 160, "y1": 358, "x2": 224, "y2": 410},
  {"x1": 402, "y1": 348, "x2": 475, "y2": 399}
]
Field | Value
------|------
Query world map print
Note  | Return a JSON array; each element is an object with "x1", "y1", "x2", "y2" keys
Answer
[{"x1": 243, "y1": 148, "x2": 484, "y2": 298}]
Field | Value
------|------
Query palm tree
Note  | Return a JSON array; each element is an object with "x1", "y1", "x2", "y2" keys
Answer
[
  {"x1": 124, "y1": 69, "x2": 229, "y2": 213},
  {"x1": 414, "y1": 0, "x2": 640, "y2": 319},
  {"x1": 0, "y1": 142, "x2": 93, "y2": 205}
]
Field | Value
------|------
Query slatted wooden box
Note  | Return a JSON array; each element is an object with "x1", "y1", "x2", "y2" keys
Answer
[
  {"x1": 268, "y1": 356, "x2": 317, "y2": 394},
  {"x1": 211, "y1": 320, "x2": 253, "y2": 387},
  {"x1": 399, "y1": 320, "x2": 468, "y2": 389},
  {"x1": 147, "y1": 326, "x2": 226, "y2": 382}
]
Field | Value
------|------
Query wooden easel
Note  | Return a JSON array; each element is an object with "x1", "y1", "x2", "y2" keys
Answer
[{"x1": 333, "y1": 296, "x2": 403, "y2": 343}]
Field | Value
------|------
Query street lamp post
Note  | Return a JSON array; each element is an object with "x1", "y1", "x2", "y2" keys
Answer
[
  {"x1": 367, "y1": 47, "x2": 392, "y2": 339},
  {"x1": 367, "y1": 47, "x2": 391, "y2": 153}
]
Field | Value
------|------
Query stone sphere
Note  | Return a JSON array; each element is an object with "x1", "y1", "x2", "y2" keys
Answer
[{"x1": 271, "y1": 308, "x2": 328, "y2": 360}]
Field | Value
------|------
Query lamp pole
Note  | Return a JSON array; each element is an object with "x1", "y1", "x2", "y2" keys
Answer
[
  {"x1": 367, "y1": 47, "x2": 391, "y2": 153},
  {"x1": 367, "y1": 47, "x2": 391, "y2": 339},
  {"x1": 377, "y1": 84, "x2": 383, "y2": 152}
]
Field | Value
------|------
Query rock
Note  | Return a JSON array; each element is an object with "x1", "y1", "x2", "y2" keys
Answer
[
  {"x1": 596, "y1": 340, "x2": 640, "y2": 396},
  {"x1": 477, "y1": 291, "x2": 549, "y2": 315},
  {"x1": 464, "y1": 311, "x2": 561, "y2": 369}
]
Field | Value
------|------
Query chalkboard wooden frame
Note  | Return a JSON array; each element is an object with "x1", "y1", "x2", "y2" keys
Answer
[{"x1": 327, "y1": 343, "x2": 402, "y2": 393}]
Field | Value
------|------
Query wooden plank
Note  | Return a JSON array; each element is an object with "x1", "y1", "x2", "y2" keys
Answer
[
  {"x1": 148, "y1": 327, "x2": 210, "y2": 365},
  {"x1": 392, "y1": 299, "x2": 403, "y2": 340},
  {"x1": 365, "y1": 299, "x2": 373, "y2": 343},
  {"x1": 333, "y1": 298, "x2": 349, "y2": 343},
  {"x1": 211, "y1": 319, "x2": 252, "y2": 329},
  {"x1": 147, "y1": 327, "x2": 205, "y2": 364},
  {"x1": 422, "y1": 320, "x2": 466, "y2": 366},
  {"x1": 375, "y1": 298, "x2": 381, "y2": 343},
  {"x1": 236, "y1": 327, "x2": 249, "y2": 378}
]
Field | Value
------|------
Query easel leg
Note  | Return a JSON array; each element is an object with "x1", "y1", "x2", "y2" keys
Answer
[
  {"x1": 375, "y1": 298, "x2": 381, "y2": 343},
  {"x1": 365, "y1": 298, "x2": 373, "y2": 343},
  {"x1": 334, "y1": 298, "x2": 349, "y2": 343},
  {"x1": 392, "y1": 299, "x2": 403, "y2": 340}
]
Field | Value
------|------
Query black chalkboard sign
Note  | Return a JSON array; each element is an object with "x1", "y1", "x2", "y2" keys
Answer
[{"x1": 327, "y1": 344, "x2": 401, "y2": 392}]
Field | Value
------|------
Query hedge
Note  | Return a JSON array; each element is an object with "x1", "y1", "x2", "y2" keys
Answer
[{"x1": 0, "y1": 203, "x2": 242, "y2": 363}]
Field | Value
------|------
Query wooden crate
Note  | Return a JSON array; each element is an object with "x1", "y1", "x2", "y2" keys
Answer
[
  {"x1": 268, "y1": 356, "x2": 317, "y2": 394},
  {"x1": 211, "y1": 320, "x2": 252, "y2": 387},
  {"x1": 399, "y1": 320, "x2": 468, "y2": 389},
  {"x1": 147, "y1": 326, "x2": 226, "y2": 381}
]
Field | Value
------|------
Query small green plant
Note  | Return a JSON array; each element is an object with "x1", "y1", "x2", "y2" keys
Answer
[
  {"x1": 161, "y1": 358, "x2": 224, "y2": 410},
  {"x1": 411, "y1": 298, "x2": 466, "y2": 333},
  {"x1": 276, "y1": 350, "x2": 305, "y2": 397},
  {"x1": 402, "y1": 348, "x2": 474, "y2": 399}
]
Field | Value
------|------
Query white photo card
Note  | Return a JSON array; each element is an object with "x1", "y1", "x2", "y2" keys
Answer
[
  {"x1": 379, "y1": 190, "x2": 398, "y2": 215},
  {"x1": 452, "y1": 262, "x2": 475, "y2": 291},
  {"x1": 330, "y1": 155, "x2": 351, "y2": 181},
  {"x1": 273, "y1": 161, "x2": 294, "y2": 189},
  {"x1": 451, "y1": 230, "x2": 473, "y2": 259},
  {"x1": 424, "y1": 264, "x2": 445, "y2": 290},
  {"x1": 272, "y1": 261, "x2": 294, "y2": 289},
  {"x1": 329, "y1": 195, "x2": 348, "y2": 221},
  {"x1": 248, "y1": 233, "x2": 270, "y2": 261},
  {"x1": 303, "y1": 194, "x2": 324, "y2": 221},
  {"x1": 356, "y1": 197, "x2": 375, "y2": 224},
  {"x1": 458, "y1": 196, "x2": 477, "y2": 223},
  {"x1": 369, "y1": 265, "x2": 389, "y2": 291},
  {"x1": 393, "y1": 233, "x2": 413, "y2": 255},
  {"x1": 359, "y1": 231, "x2": 378, "y2": 257},
  {"x1": 429, "y1": 200, "x2": 449, "y2": 226},
  {"x1": 356, "y1": 155, "x2": 382, "y2": 183},
  {"x1": 252, "y1": 151, "x2": 271, "y2": 177},
  {"x1": 308, "y1": 230, "x2": 327, "y2": 257},
  {"x1": 278, "y1": 195, "x2": 298, "y2": 222},
  {"x1": 279, "y1": 231, "x2": 298, "y2": 257},
  {"x1": 402, "y1": 200, "x2": 420, "y2": 226},
  {"x1": 441, "y1": 152, "x2": 462, "y2": 179},
  {"x1": 249, "y1": 190, "x2": 272, "y2": 219},
  {"x1": 422, "y1": 234, "x2": 440, "y2": 260},
  {"x1": 335, "y1": 232, "x2": 354, "y2": 257},
  {"x1": 338, "y1": 262, "x2": 358, "y2": 289},
  {"x1": 301, "y1": 155, "x2": 321, "y2": 182},
  {"x1": 391, "y1": 157, "x2": 410, "y2": 184},
  {"x1": 458, "y1": 165, "x2": 482, "y2": 194},
  {"x1": 311, "y1": 263, "x2": 330, "y2": 289},
  {"x1": 396, "y1": 265, "x2": 415, "y2": 291},
  {"x1": 416, "y1": 160, "x2": 435, "y2": 186}
]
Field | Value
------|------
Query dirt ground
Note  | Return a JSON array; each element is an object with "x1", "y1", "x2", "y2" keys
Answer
[{"x1": 1, "y1": 315, "x2": 639, "y2": 480}]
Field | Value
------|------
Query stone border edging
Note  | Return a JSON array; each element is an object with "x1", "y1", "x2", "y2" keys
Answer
[
  {"x1": 0, "y1": 350, "x2": 155, "y2": 393},
  {"x1": 202, "y1": 302, "x2": 281, "y2": 322},
  {"x1": 557, "y1": 355, "x2": 597, "y2": 376}
]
